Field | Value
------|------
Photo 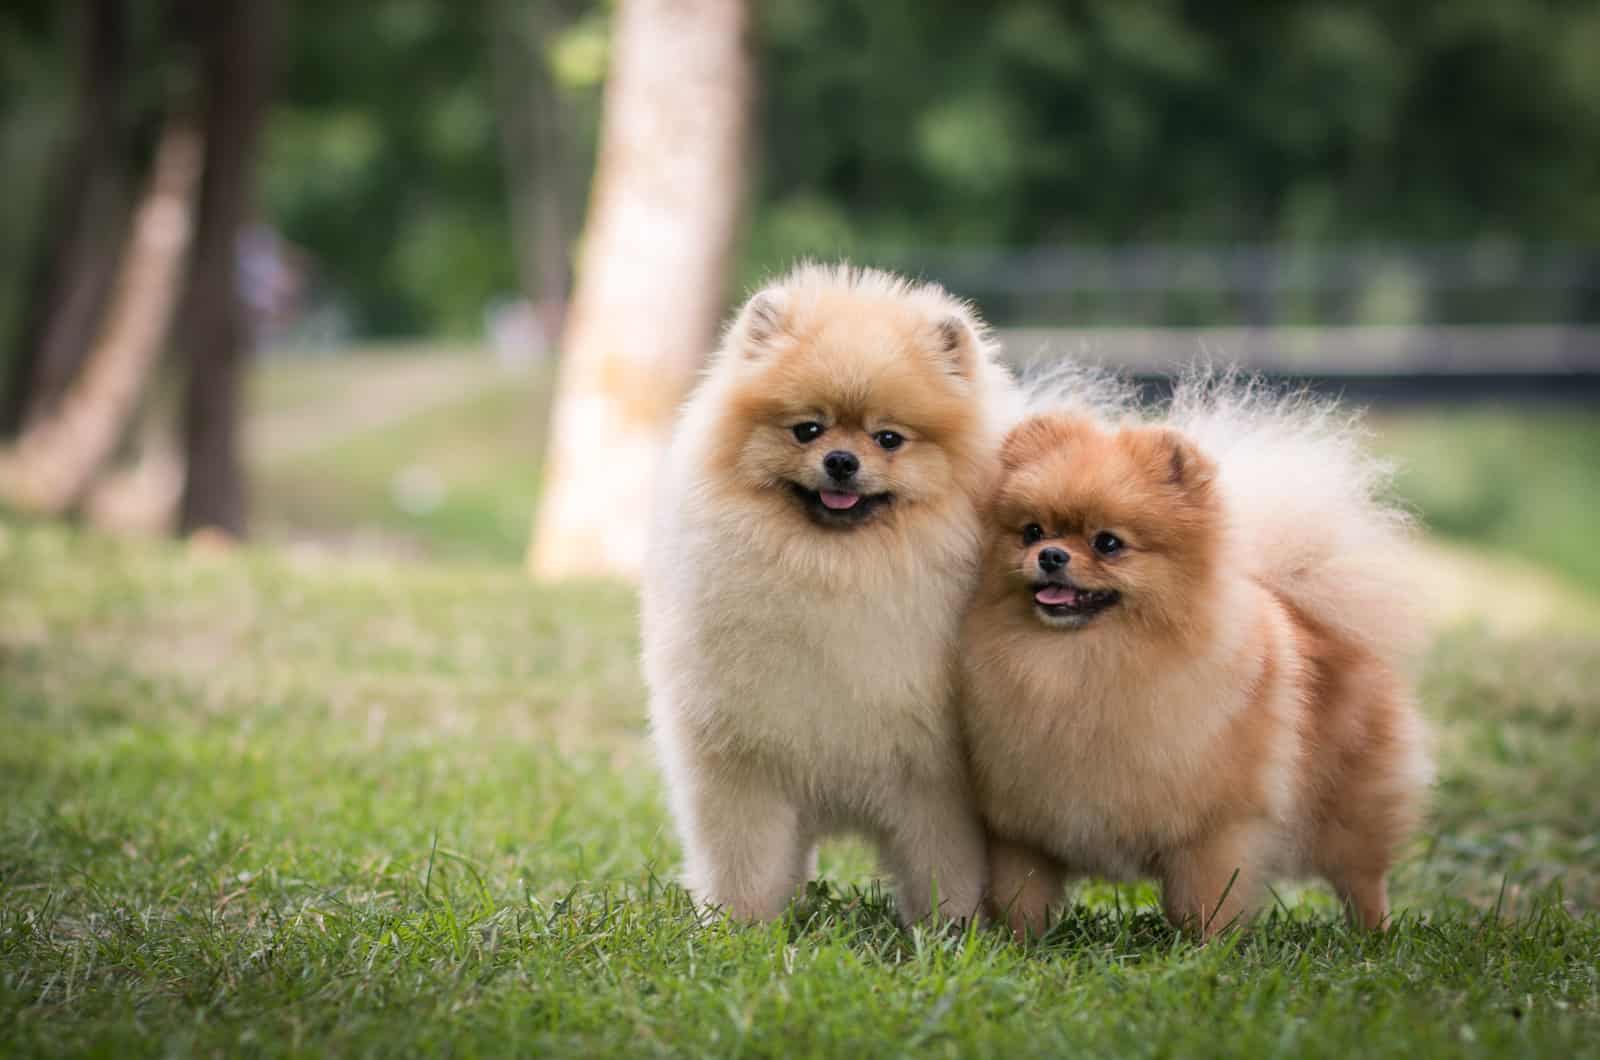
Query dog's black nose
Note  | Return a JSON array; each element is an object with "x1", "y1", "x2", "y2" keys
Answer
[
  {"x1": 1038, "y1": 547, "x2": 1069, "y2": 573},
  {"x1": 823, "y1": 450, "x2": 859, "y2": 482}
]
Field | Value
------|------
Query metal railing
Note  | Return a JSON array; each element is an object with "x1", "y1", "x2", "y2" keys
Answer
[
  {"x1": 904, "y1": 243, "x2": 1600, "y2": 329},
  {"x1": 891, "y1": 245, "x2": 1600, "y2": 397}
]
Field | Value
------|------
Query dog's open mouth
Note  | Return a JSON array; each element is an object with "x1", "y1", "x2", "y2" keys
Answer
[
  {"x1": 1032, "y1": 581, "x2": 1120, "y2": 623},
  {"x1": 787, "y1": 482, "x2": 893, "y2": 528}
]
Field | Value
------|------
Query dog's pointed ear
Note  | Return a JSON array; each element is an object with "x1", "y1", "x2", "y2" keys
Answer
[
  {"x1": 929, "y1": 314, "x2": 980, "y2": 381},
  {"x1": 1134, "y1": 427, "x2": 1217, "y2": 496},
  {"x1": 727, "y1": 287, "x2": 789, "y2": 360}
]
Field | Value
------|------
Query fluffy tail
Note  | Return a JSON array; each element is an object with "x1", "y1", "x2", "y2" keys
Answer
[{"x1": 1164, "y1": 370, "x2": 1425, "y2": 667}]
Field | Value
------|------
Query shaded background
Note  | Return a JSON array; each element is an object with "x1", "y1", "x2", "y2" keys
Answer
[
  {"x1": 11, "y1": 1, "x2": 1600, "y2": 337},
  {"x1": 0, "y1": 0, "x2": 1597, "y2": 576}
]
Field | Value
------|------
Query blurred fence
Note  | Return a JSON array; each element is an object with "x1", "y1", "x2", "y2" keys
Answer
[
  {"x1": 903, "y1": 244, "x2": 1600, "y2": 399},
  {"x1": 910, "y1": 244, "x2": 1600, "y2": 327}
]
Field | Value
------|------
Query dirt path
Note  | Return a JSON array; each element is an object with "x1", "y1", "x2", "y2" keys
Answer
[{"x1": 246, "y1": 350, "x2": 525, "y2": 465}]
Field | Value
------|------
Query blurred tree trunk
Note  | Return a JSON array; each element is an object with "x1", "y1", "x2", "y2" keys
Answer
[
  {"x1": 173, "y1": 0, "x2": 275, "y2": 538},
  {"x1": 489, "y1": 0, "x2": 581, "y2": 347},
  {"x1": 0, "y1": 119, "x2": 204, "y2": 515},
  {"x1": 2, "y1": 0, "x2": 133, "y2": 438},
  {"x1": 529, "y1": 0, "x2": 753, "y2": 579}
]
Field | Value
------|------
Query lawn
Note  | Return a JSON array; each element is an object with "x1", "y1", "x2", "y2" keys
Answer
[
  {"x1": 2, "y1": 351, "x2": 1599, "y2": 1056},
  {"x1": 3, "y1": 520, "x2": 1599, "y2": 1057}
]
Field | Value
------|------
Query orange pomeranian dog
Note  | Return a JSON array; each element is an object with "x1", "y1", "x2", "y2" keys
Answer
[
  {"x1": 961, "y1": 381, "x2": 1432, "y2": 939},
  {"x1": 642, "y1": 264, "x2": 1018, "y2": 925}
]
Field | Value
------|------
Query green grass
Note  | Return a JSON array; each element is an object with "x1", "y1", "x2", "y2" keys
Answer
[
  {"x1": 3, "y1": 520, "x2": 1600, "y2": 1057},
  {"x1": 248, "y1": 349, "x2": 550, "y2": 564},
  {"x1": 254, "y1": 383, "x2": 549, "y2": 563},
  {"x1": 1373, "y1": 405, "x2": 1600, "y2": 594}
]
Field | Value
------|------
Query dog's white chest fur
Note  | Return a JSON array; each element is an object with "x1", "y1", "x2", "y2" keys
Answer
[
  {"x1": 641, "y1": 478, "x2": 994, "y2": 925},
  {"x1": 647, "y1": 513, "x2": 973, "y2": 788}
]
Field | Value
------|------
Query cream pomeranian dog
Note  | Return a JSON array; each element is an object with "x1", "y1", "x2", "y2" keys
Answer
[
  {"x1": 641, "y1": 264, "x2": 1017, "y2": 925},
  {"x1": 961, "y1": 379, "x2": 1432, "y2": 939}
]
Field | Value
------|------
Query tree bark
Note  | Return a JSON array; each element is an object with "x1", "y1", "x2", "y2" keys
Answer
[
  {"x1": 2, "y1": 0, "x2": 132, "y2": 438},
  {"x1": 528, "y1": 0, "x2": 753, "y2": 579},
  {"x1": 0, "y1": 119, "x2": 204, "y2": 515},
  {"x1": 173, "y1": 0, "x2": 275, "y2": 538}
]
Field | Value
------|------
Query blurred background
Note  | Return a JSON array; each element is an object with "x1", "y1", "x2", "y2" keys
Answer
[{"x1": 0, "y1": 0, "x2": 1597, "y2": 587}]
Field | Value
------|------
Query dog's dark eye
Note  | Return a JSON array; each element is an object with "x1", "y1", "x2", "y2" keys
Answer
[
  {"x1": 874, "y1": 430, "x2": 904, "y2": 451},
  {"x1": 792, "y1": 422, "x2": 824, "y2": 443},
  {"x1": 1092, "y1": 531, "x2": 1124, "y2": 556},
  {"x1": 1021, "y1": 523, "x2": 1045, "y2": 546}
]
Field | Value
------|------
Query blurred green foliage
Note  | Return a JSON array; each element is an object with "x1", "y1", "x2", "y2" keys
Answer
[
  {"x1": 4, "y1": 0, "x2": 1600, "y2": 338},
  {"x1": 260, "y1": 1, "x2": 585, "y2": 337},
  {"x1": 750, "y1": 1, "x2": 1600, "y2": 280}
]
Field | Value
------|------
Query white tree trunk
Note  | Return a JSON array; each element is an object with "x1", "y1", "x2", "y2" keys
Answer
[
  {"x1": 0, "y1": 120, "x2": 203, "y2": 515},
  {"x1": 528, "y1": 0, "x2": 752, "y2": 579}
]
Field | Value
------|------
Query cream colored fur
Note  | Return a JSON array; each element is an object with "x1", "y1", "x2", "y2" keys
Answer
[
  {"x1": 1164, "y1": 373, "x2": 1429, "y2": 668},
  {"x1": 642, "y1": 264, "x2": 1017, "y2": 925}
]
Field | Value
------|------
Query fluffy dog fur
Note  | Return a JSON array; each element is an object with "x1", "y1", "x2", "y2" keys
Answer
[
  {"x1": 642, "y1": 264, "x2": 1017, "y2": 925},
  {"x1": 961, "y1": 380, "x2": 1432, "y2": 938}
]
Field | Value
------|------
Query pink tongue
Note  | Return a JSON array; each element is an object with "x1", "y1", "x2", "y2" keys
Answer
[
  {"x1": 820, "y1": 490, "x2": 861, "y2": 510},
  {"x1": 1035, "y1": 585, "x2": 1077, "y2": 606}
]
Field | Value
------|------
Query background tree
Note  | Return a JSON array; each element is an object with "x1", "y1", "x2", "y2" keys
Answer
[
  {"x1": 0, "y1": 118, "x2": 203, "y2": 515},
  {"x1": 529, "y1": 0, "x2": 753, "y2": 579},
  {"x1": 172, "y1": 0, "x2": 276, "y2": 536},
  {"x1": 0, "y1": 0, "x2": 276, "y2": 532},
  {"x1": 1, "y1": 0, "x2": 133, "y2": 438}
]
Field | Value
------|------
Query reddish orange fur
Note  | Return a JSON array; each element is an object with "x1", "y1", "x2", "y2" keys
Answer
[{"x1": 961, "y1": 412, "x2": 1431, "y2": 939}]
